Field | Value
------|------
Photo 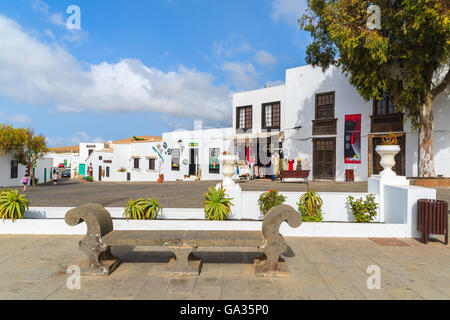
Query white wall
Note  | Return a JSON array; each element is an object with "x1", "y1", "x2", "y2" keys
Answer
[
  {"x1": 233, "y1": 85, "x2": 285, "y2": 134},
  {"x1": 162, "y1": 128, "x2": 234, "y2": 181},
  {"x1": 283, "y1": 65, "x2": 373, "y2": 181},
  {"x1": 0, "y1": 154, "x2": 53, "y2": 187},
  {"x1": 87, "y1": 141, "x2": 163, "y2": 182},
  {"x1": 79, "y1": 143, "x2": 104, "y2": 160}
]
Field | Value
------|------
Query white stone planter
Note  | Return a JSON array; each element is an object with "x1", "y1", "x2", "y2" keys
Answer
[
  {"x1": 375, "y1": 145, "x2": 401, "y2": 177},
  {"x1": 217, "y1": 154, "x2": 238, "y2": 190}
]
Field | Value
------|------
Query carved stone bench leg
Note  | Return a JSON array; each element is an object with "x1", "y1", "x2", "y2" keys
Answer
[
  {"x1": 79, "y1": 236, "x2": 120, "y2": 276},
  {"x1": 254, "y1": 205, "x2": 302, "y2": 278},
  {"x1": 65, "y1": 204, "x2": 120, "y2": 276},
  {"x1": 254, "y1": 246, "x2": 290, "y2": 278},
  {"x1": 167, "y1": 247, "x2": 202, "y2": 277}
]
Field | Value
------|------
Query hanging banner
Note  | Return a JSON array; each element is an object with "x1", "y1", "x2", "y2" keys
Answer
[{"x1": 344, "y1": 114, "x2": 362, "y2": 164}]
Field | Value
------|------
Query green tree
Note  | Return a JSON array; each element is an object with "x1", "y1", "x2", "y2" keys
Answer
[
  {"x1": 300, "y1": 0, "x2": 449, "y2": 177},
  {"x1": 0, "y1": 124, "x2": 48, "y2": 185}
]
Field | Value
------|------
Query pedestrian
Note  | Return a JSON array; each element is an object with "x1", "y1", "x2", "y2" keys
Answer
[
  {"x1": 21, "y1": 174, "x2": 29, "y2": 192},
  {"x1": 52, "y1": 170, "x2": 58, "y2": 185}
]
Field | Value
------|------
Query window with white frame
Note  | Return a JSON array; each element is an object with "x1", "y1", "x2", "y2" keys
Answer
[
  {"x1": 171, "y1": 149, "x2": 180, "y2": 171},
  {"x1": 209, "y1": 148, "x2": 220, "y2": 174}
]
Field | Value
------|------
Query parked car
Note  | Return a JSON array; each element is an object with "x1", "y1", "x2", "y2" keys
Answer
[{"x1": 61, "y1": 169, "x2": 71, "y2": 178}]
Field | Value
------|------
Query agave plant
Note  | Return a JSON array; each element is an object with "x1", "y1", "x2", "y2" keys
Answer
[
  {"x1": 0, "y1": 189, "x2": 30, "y2": 222},
  {"x1": 123, "y1": 198, "x2": 162, "y2": 220},
  {"x1": 297, "y1": 190, "x2": 324, "y2": 222},
  {"x1": 203, "y1": 185, "x2": 234, "y2": 221}
]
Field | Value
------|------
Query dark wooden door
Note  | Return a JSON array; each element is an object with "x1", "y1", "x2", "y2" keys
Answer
[
  {"x1": 313, "y1": 138, "x2": 336, "y2": 180},
  {"x1": 189, "y1": 148, "x2": 199, "y2": 176},
  {"x1": 372, "y1": 136, "x2": 405, "y2": 176},
  {"x1": 98, "y1": 166, "x2": 102, "y2": 181}
]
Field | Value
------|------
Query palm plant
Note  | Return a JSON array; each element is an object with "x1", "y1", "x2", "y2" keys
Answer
[
  {"x1": 123, "y1": 198, "x2": 162, "y2": 220},
  {"x1": 297, "y1": 190, "x2": 324, "y2": 222},
  {"x1": 0, "y1": 189, "x2": 30, "y2": 222},
  {"x1": 203, "y1": 185, "x2": 234, "y2": 221}
]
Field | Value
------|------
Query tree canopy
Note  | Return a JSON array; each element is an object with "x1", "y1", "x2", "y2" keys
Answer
[{"x1": 0, "y1": 124, "x2": 48, "y2": 180}]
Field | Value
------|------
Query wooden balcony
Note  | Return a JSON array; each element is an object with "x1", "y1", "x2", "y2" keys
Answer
[
  {"x1": 312, "y1": 118, "x2": 337, "y2": 135},
  {"x1": 370, "y1": 113, "x2": 404, "y2": 133}
]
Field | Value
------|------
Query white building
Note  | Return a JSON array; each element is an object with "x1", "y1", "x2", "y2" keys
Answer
[
  {"x1": 232, "y1": 64, "x2": 450, "y2": 181},
  {"x1": 47, "y1": 143, "x2": 104, "y2": 178},
  {"x1": 162, "y1": 127, "x2": 234, "y2": 181},
  {"x1": 86, "y1": 136, "x2": 163, "y2": 182},
  {"x1": 0, "y1": 153, "x2": 53, "y2": 187}
]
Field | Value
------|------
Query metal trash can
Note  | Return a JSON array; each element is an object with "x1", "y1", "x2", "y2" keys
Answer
[{"x1": 418, "y1": 199, "x2": 448, "y2": 244}]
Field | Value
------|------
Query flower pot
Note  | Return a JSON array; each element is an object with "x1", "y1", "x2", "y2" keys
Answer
[
  {"x1": 218, "y1": 154, "x2": 238, "y2": 189},
  {"x1": 375, "y1": 145, "x2": 401, "y2": 177}
]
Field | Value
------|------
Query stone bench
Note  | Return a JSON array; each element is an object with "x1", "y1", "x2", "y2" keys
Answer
[{"x1": 65, "y1": 204, "x2": 302, "y2": 278}]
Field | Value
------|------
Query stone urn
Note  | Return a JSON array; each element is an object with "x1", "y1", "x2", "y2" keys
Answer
[
  {"x1": 375, "y1": 145, "x2": 401, "y2": 177},
  {"x1": 217, "y1": 154, "x2": 238, "y2": 189}
]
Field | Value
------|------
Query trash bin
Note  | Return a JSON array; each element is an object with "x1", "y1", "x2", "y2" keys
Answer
[{"x1": 417, "y1": 199, "x2": 448, "y2": 244}]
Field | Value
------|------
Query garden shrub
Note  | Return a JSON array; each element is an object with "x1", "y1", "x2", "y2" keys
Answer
[
  {"x1": 347, "y1": 194, "x2": 379, "y2": 223},
  {"x1": 258, "y1": 190, "x2": 286, "y2": 216}
]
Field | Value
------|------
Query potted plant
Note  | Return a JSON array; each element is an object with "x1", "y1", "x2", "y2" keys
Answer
[
  {"x1": 375, "y1": 132, "x2": 400, "y2": 177},
  {"x1": 123, "y1": 198, "x2": 162, "y2": 220},
  {"x1": 297, "y1": 190, "x2": 324, "y2": 222},
  {"x1": 258, "y1": 190, "x2": 286, "y2": 216},
  {"x1": 203, "y1": 185, "x2": 234, "y2": 221},
  {"x1": 0, "y1": 189, "x2": 30, "y2": 222}
]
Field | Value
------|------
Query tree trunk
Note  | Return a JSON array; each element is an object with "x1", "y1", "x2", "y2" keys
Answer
[{"x1": 418, "y1": 93, "x2": 436, "y2": 177}]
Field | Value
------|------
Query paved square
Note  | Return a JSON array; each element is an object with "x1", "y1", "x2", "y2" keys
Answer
[{"x1": 0, "y1": 235, "x2": 448, "y2": 300}]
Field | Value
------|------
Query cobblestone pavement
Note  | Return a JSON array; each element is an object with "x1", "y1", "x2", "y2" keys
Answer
[
  {"x1": 0, "y1": 235, "x2": 448, "y2": 300},
  {"x1": 3, "y1": 179, "x2": 449, "y2": 209}
]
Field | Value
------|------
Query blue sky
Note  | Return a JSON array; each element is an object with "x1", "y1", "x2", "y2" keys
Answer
[{"x1": 0, "y1": 0, "x2": 310, "y2": 147}]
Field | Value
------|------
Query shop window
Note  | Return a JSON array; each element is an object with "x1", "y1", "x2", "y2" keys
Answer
[
  {"x1": 171, "y1": 149, "x2": 180, "y2": 171},
  {"x1": 209, "y1": 148, "x2": 220, "y2": 174}
]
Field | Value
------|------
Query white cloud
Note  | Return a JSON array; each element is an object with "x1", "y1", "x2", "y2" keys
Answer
[
  {"x1": 254, "y1": 50, "x2": 277, "y2": 66},
  {"x1": 48, "y1": 13, "x2": 65, "y2": 27},
  {"x1": 271, "y1": 0, "x2": 306, "y2": 26},
  {"x1": 31, "y1": 0, "x2": 49, "y2": 15},
  {"x1": 47, "y1": 131, "x2": 104, "y2": 147},
  {"x1": 0, "y1": 15, "x2": 232, "y2": 123},
  {"x1": 221, "y1": 62, "x2": 259, "y2": 91},
  {"x1": 8, "y1": 114, "x2": 32, "y2": 124},
  {"x1": 213, "y1": 34, "x2": 252, "y2": 58}
]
